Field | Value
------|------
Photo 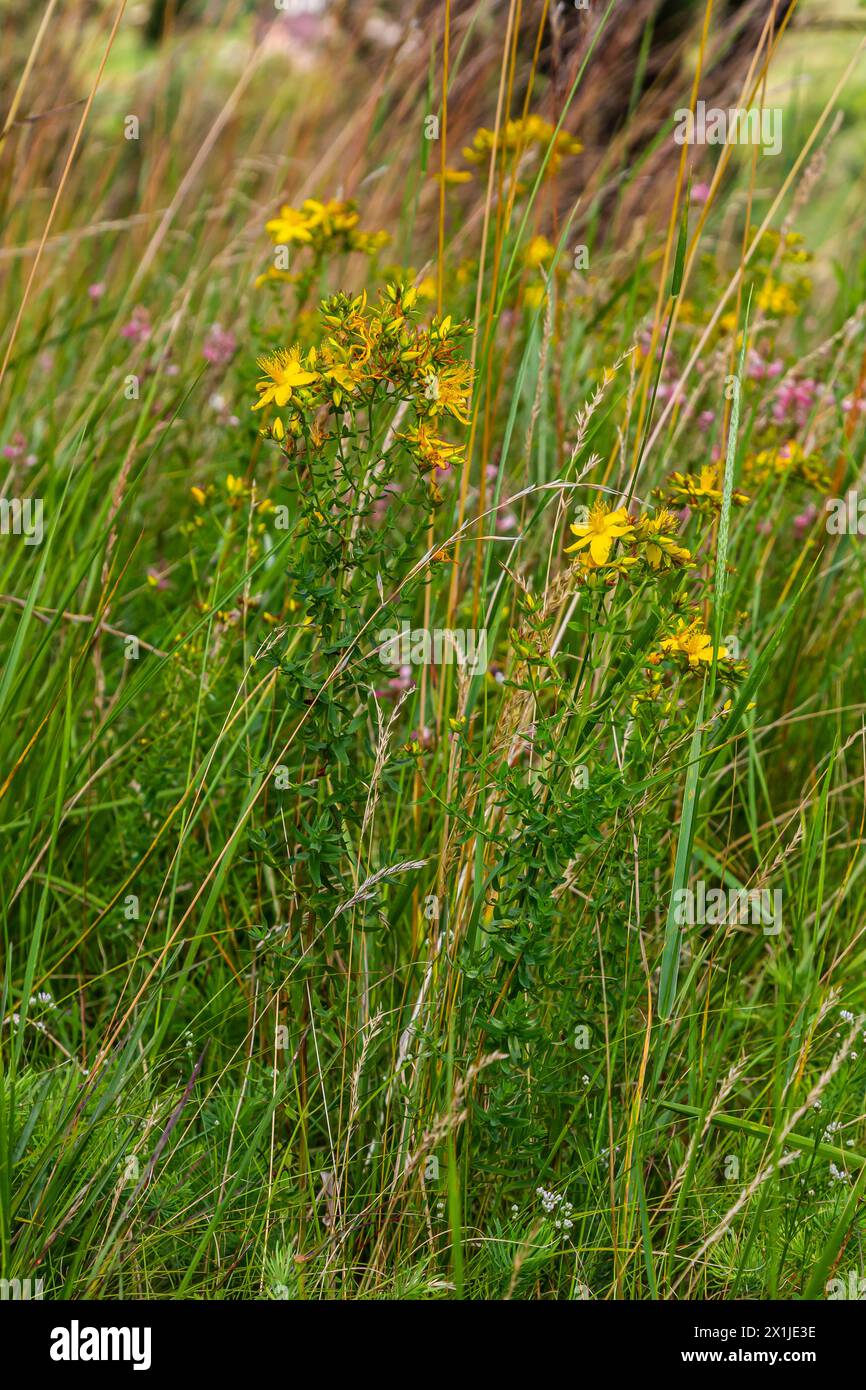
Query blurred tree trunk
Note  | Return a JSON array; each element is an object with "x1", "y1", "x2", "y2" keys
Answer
[
  {"x1": 538, "y1": 0, "x2": 798, "y2": 225},
  {"x1": 400, "y1": 0, "x2": 797, "y2": 230},
  {"x1": 145, "y1": 0, "x2": 193, "y2": 45}
]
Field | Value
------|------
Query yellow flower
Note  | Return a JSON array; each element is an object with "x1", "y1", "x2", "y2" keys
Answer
[
  {"x1": 565, "y1": 500, "x2": 634, "y2": 567},
  {"x1": 659, "y1": 620, "x2": 726, "y2": 668},
  {"x1": 301, "y1": 197, "x2": 359, "y2": 237},
  {"x1": 252, "y1": 347, "x2": 319, "y2": 410},
  {"x1": 352, "y1": 229, "x2": 391, "y2": 255},
  {"x1": 743, "y1": 440, "x2": 828, "y2": 490},
  {"x1": 265, "y1": 205, "x2": 313, "y2": 245},
  {"x1": 634, "y1": 509, "x2": 693, "y2": 570},
  {"x1": 401, "y1": 423, "x2": 464, "y2": 473},
  {"x1": 226, "y1": 473, "x2": 247, "y2": 497},
  {"x1": 421, "y1": 360, "x2": 473, "y2": 425},
  {"x1": 666, "y1": 464, "x2": 749, "y2": 510},
  {"x1": 254, "y1": 266, "x2": 297, "y2": 289},
  {"x1": 263, "y1": 198, "x2": 387, "y2": 264},
  {"x1": 436, "y1": 167, "x2": 473, "y2": 185},
  {"x1": 321, "y1": 351, "x2": 367, "y2": 404},
  {"x1": 523, "y1": 235, "x2": 554, "y2": 269},
  {"x1": 462, "y1": 128, "x2": 494, "y2": 163},
  {"x1": 462, "y1": 117, "x2": 582, "y2": 171},
  {"x1": 757, "y1": 277, "x2": 799, "y2": 317},
  {"x1": 190, "y1": 486, "x2": 206, "y2": 506}
]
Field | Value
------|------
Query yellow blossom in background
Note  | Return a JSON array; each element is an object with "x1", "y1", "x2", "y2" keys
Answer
[
  {"x1": 352, "y1": 229, "x2": 391, "y2": 256},
  {"x1": 436, "y1": 167, "x2": 472, "y2": 185},
  {"x1": 265, "y1": 205, "x2": 314, "y2": 245},
  {"x1": 752, "y1": 228, "x2": 813, "y2": 267},
  {"x1": 254, "y1": 266, "x2": 297, "y2": 289},
  {"x1": 301, "y1": 198, "x2": 359, "y2": 237},
  {"x1": 523, "y1": 235, "x2": 555, "y2": 269},
  {"x1": 259, "y1": 197, "x2": 390, "y2": 287},
  {"x1": 756, "y1": 278, "x2": 799, "y2": 317},
  {"x1": 565, "y1": 500, "x2": 634, "y2": 567},
  {"x1": 524, "y1": 283, "x2": 547, "y2": 310},
  {"x1": 462, "y1": 116, "x2": 582, "y2": 175},
  {"x1": 744, "y1": 440, "x2": 829, "y2": 490}
]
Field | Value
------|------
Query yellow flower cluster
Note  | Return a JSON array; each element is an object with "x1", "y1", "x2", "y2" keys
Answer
[
  {"x1": 462, "y1": 115, "x2": 582, "y2": 173},
  {"x1": 565, "y1": 501, "x2": 633, "y2": 568},
  {"x1": 564, "y1": 500, "x2": 693, "y2": 573},
  {"x1": 743, "y1": 440, "x2": 829, "y2": 490},
  {"x1": 631, "y1": 617, "x2": 746, "y2": 709},
  {"x1": 252, "y1": 347, "x2": 319, "y2": 410},
  {"x1": 564, "y1": 502, "x2": 748, "y2": 700},
  {"x1": 663, "y1": 463, "x2": 749, "y2": 514},
  {"x1": 752, "y1": 227, "x2": 813, "y2": 266},
  {"x1": 756, "y1": 277, "x2": 803, "y2": 318},
  {"x1": 252, "y1": 283, "x2": 473, "y2": 482},
  {"x1": 256, "y1": 198, "x2": 390, "y2": 287},
  {"x1": 658, "y1": 620, "x2": 725, "y2": 668},
  {"x1": 645, "y1": 618, "x2": 748, "y2": 685}
]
